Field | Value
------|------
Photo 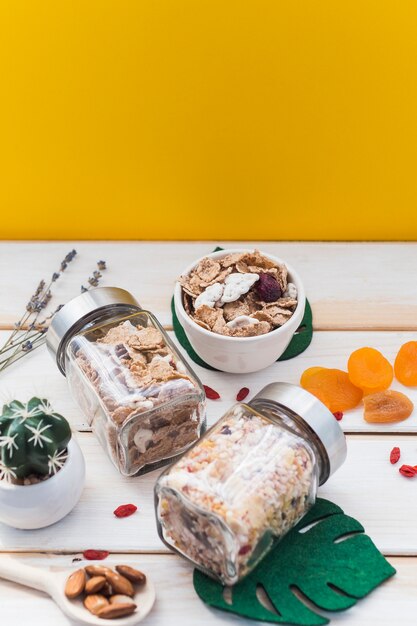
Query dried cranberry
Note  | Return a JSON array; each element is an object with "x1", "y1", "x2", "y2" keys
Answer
[
  {"x1": 238, "y1": 545, "x2": 251, "y2": 555},
  {"x1": 333, "y1": 411, "x2": 343, "y2": 421},
  {"x1": 256, "y1": 273, "x2": 281, "y2": 302},
  {"x1": 203, "y1": 385, "x2": 220, "y2": 400},
  {"x1": 83, "y1": 550, "x2": 110, "y2": 560},
  {"x1": 236, "y1": 387, "x2": 250, "y2": 401},
  {"x1": 113, "y1": 504, "x2": 138, "y2": 518}
]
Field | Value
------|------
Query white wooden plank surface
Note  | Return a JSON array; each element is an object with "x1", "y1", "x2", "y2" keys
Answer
[
  {"x1": 1, "y1": 330, "x2": 417, "y2": 434},
  {"x1": 0, "y1": 432, "x2": 415, "y2": 554},
  {"x1": 0, "y1": 553, "x2": 412, "y2": 626},
  {"x1": 1, "y1": 241, "x2": 417, "y2": 330},
  {"x1": 1, "y1": 242, "x2": 417, "y2": 626}
]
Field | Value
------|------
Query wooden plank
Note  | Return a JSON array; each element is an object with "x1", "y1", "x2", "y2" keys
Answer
[
  {"x1": 0, "y1": 432, "x2": 414, "y2": 554},
  {"x1": 1, "y1": 241, "x2": 417, "y2": 330},
  {"x1": 0, "y1": 553, "x2": 413, "y2": 625},
  {"x1": 1, "y1": 330, "x2": 417, "y2": 434}
]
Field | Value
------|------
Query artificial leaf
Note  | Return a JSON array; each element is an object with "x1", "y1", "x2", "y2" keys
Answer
[
  {"x1": 193, "y1": 498, "x2": 395, "y2": 625},
  {"x1": 171, "y1": 247, "x2": 313, "y2": 370}
]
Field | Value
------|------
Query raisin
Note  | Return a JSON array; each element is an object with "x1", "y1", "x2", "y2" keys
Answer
[
  {"x1": 363, "y1": 390, "x2": 414, "y2": 423},
  {"x1": 348, "y1": 347, "x2": 393, "y2": 394},
  {"x1": 300, "y1": 367, "x2": 363, "y2": 412},
  {"x1": 394, "y1": 341, "x2": 417, "y2": 386}
]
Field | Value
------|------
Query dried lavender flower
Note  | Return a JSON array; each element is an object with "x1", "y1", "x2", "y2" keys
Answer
[{"x1": 0, "y1": 251, "x2": 108, "y2": 375}]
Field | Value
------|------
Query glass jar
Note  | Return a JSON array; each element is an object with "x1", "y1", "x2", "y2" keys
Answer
[
  {"x1": 155, "y1": 382, "x2": 346, "y2": 585},
  {"x1": 46, "y1": 287, "x2": 206, "y2": 476}
]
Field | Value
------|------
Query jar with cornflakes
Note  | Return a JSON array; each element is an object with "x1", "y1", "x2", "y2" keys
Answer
[{"x1": 46, "y1": 287, "x2": 206, "y2": 476}]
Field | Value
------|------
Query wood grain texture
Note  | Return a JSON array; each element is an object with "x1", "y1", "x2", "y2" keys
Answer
[
  {"x1": 0, "y1": 553, "x2": 412, "y2": 626},
  {"x1": 1, "y1": 329, "x2": 417, "y2": 434},
  {"x1": 0, "y1": 432, "x2": 415, "y2": 554},
  {"x1": 1, "y1": 241, "x2": 417, "y2": 329},
  {"x1": 1, "y1": 242, "x2": 417, "y2": 626}
]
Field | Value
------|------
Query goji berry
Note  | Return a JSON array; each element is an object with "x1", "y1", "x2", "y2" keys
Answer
[
  {"x1": 399, "y1": 465, "x2": 416, "y2": 478},
  {"x1": 113, "y1": 504, "x2": 138, "y2": 518},
  {"x1": 236, "y1": 387, "x2": 250, "y2": 401},
  {"x1": 390, "y1": 447, "x2": 401, "y2": 464},
  {"x1": 203, "y1": 385, "x2": 220, "y2": 400},
  {"x1": 333, "y1": 411, "x2": 343, "y2": 421},
  {"x1": 83, "y1": 550, "x2": 110, "y2": 560}
]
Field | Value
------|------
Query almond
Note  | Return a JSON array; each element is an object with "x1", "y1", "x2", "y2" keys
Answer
[
  {"x1": 104, "y1": 571, "x2": 134, "y2": 597},
  {"x1": 84, "y1": 594, "x2": 109, "y2": 616},
  {"x1": 97, "y1": 603, "x2": 136, "y2": 619},
  {"x1": 101, "y1": 582, "x2": 113, "y2": 597},
  {"x1": 109, "y1": 594, "x2": 136, "y2": 605},
  {"x1": 115, "y1": 565, "x2": 146, "y2": 586},
  {"x1": 85, "y1": 565, "x2": 112, "y2": 577},
  {"x1": 85, "y1": 575, "x2": 106, "y2": 594},
  {"x1": 65, "y1": 569, "x2": 86, "y2": 599}
]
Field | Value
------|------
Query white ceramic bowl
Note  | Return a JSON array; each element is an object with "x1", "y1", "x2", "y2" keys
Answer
[
  {"x1": 0, "y1": 438, "x2": 85, "y2": 530},
  {"x1": 174, "y1": 248, "x2": 306, "y2": 373}
]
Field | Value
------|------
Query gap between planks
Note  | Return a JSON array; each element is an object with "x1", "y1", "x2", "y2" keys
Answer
[
  {"x1": 0, "y1": 550, "x2": 175, "y2": 556},
  {"x1": 73, "y1": 426, "x2": 417, "y2": 436},
  {"x1": 1, "y1": 548, "x2": 416, "y2": 557},
  {"x1": 4, "y1": 324, "x2": 417, "y2": 332}
]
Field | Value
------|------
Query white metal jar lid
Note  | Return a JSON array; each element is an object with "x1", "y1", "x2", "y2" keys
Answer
[
  {"x1": 250, "y1": 382, "x2": 347, "y2": 483},
  {"x1": 46, "y1": 286, "x2": 141, "y2": 375}
]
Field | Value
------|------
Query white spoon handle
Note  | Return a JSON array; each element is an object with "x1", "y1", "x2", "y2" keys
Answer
[{"x1": 0, "y1": 556, "x2": 48, "y2": 592}]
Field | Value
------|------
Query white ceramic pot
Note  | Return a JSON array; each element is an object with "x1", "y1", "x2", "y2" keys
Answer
[
  {"x1": 0, "y1": 438, "x2": 85, "y2": 530},
  {"x1": 174, "y1": 248, "x2": 306, "y2": 373}
]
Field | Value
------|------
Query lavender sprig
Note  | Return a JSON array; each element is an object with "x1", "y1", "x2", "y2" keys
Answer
[
  {"x1": 0, "y1": 256, "x2": 107, "y2": 374},
  {"x1": 2, "y1": 250, "x2": 77, "y2": 354}
]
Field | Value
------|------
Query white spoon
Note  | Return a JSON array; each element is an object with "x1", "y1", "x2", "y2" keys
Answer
[{"x1": 0, "y1": 557, "x2": 156, "y2": 624}]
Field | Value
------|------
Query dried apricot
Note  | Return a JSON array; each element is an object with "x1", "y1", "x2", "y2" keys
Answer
[
  {"x1": 347, "y1": 347, "x2": 393, "y2": 394},
  {"x1": 394, "y1": 341, "x2": 417, "y2": 386},
  {"x1": 363, "y1": 390, "x2": 413, "y2": 423},
  {"x1": 301, "y1": 367, "x2": 363, "y2": 412},
  {"x1": 300, "y1": 367, "x2": 325, "y2": 388}
]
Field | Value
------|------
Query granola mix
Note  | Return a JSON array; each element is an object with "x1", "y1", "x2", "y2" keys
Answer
[
  {"x1": 156, "y1": 404, "x2": 315, "y2": 585},
  {"x1": 180, "y1": 250, "x2": 298, "y2": 337},
  {"x1": 66, "y1": 319, "x2": 205, "y2": 475}
]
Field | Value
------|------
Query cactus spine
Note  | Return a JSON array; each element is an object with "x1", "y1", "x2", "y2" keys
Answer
[{"x1": 0, "y1": 398, "x2": 72, "y2": 483}]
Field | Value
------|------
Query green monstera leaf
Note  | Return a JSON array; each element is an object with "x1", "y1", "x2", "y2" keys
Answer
[
  {"x1": 193, "y1": 499, "x2": 395, "y2": 626},
  {"x1": 0, "y1": 398, "x2": 72, "y2": 482}
]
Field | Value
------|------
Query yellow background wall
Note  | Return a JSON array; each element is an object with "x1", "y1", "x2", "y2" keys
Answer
[{"x1": 1, "y1": 1, "x2": 417, "y2": 240}]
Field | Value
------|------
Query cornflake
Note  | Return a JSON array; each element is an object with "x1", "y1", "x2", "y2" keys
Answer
[{"x1": 180, "y1": 250, "x2": 298, "y2": 337}]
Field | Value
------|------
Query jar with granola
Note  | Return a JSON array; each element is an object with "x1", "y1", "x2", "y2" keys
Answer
[
  {"x1": 155, "y1": 382, "x2": 346, "y2": 585},
  {"x1": 46, "y1": 287, "x2": 206, "y2": 476}
]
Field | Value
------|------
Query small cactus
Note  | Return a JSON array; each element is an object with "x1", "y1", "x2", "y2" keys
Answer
[{"x1": 0, "y1": 398, "x2": 72, "y2": 483}]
